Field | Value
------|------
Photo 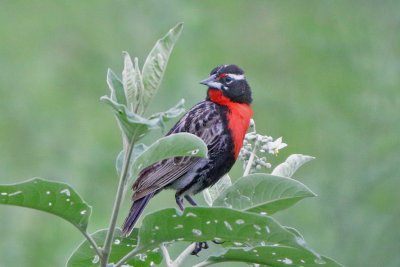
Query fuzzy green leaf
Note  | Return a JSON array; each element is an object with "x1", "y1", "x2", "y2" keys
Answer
[
  {"x1": 213, "y1": 174, "x2": 317, "y2": 215},
  {"x1": 67, "y1": 228, "x2": 162, "y2": 267},
  {"x1": 131, "y1": 133, "x2": 208, "y2": 178},
  {"x1": 116, "y1": 143, "x2": 148, "y2": 179},
  {"x1": 272, "y1": 154, "x2": 315, "y2": 178},
  {"x1": 200, "y1": 245, "x2": 343, "y2": 267},
  {"x1": 132, "y1": 56, "x2": 145, "y2": 114},
  {"x1": 146, "y1": 99, "x2": 185, "y2": 133},
  {"x1": 100, "y1": 96, "x2": 185, "y2": 141},
  {"x1": 122, "y1": 53, "x2": 145, "y2": 114},
  {"x1": 0, "y1": 178, "x2": 91, "y2": 231},
  {"x1": 203, "y1": 174, "x2": 232, "y2": 206},
  {"x1": 107, "y1": 68, "x2": 126, "y2": 105},
  {"x1": 141, "y1": 23, "x2": 183, "y2": 110},
  {"x1": 122, "y1": 51, "x2": 137, "y2": 112}
]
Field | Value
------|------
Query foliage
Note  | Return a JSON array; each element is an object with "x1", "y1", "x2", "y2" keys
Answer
[
  {"x1": 0, "y1": 23, "x2": 342, "y2": 267},
  {"x1": 0, "y1": 178, "x2": 91, "y2": 231},
  {"x1": 67, "y1": 228, "x2": 163, "y2": 267},
  {"x1": 212, "y1": 173, "x2": 317, "y2": 215}
]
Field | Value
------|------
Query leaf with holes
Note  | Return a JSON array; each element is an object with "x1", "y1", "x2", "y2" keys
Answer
[
  {"x1": 272, "y1": 154, "x2": 315, "y2": 178},
  {"x1": 134, "y1": 207, "x2": 309, "y2": 253},
  {"x1": 199, "y1": 245, "x2": 343, "y2": 267},
  {"x1": 213, "y1": 174, "x2": 317, "y2": 215},
  {"x1": 141, "y1": 23, "x2": 183, "y2": 110},
  {"x1": 0, "y1": 178, "x2": 91, "y2": 231},
  {"x1": 131, "y1": 133, "x2": 208, "y2": 179},
  {"x1": 67, "y1": 228, "x2": 162, "y2": 267}
]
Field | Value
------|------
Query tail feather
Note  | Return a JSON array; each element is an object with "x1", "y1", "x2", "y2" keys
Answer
[{"x1": 122, "y1": 193, "x2": 154, "y2": 237}]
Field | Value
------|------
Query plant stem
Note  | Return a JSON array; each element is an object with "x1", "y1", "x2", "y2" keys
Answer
[
  {"x1": 243, "y1": 138, "x2": 259, "y2": 177},
  {"x1": 243, "y1": 119, "x2": 257, "y2": 177},
  {"x1": 172, "y1": 243, "x2": 196, "y2": 266},
  {"x1": 161, "y1": 244, "x2": 173, "y2": 266},
  {"x1": 80, "y1": 229, "x2": 103, "y2": 259},
  {"x1": 161, "y1": 243, "x2": 196, "y2": 267},
  {"x1": 114, "y1": 247, "x2": 139, "y2": 267},
  {"x1": 101, "y1": 139, "x2": 135, "y2": 267},
  {"x1": 193, "y1": 261, "x2": 212, "y2": 267}
]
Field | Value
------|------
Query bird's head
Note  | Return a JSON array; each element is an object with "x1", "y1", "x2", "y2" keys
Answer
[{"x1": 200, "y1": 64, "x2": 252, "y2": 105}]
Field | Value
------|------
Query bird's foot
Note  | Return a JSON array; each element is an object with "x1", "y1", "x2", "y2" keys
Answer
[
  {"x1": 175, "y1": 194, "x2": 185, "y2": 211},
  {"x1": 191, "y1": 242, "x2": 209, "y2": 256},
  {"x1": 184, "y1": 195, "x2": 198, "y2": 206}
]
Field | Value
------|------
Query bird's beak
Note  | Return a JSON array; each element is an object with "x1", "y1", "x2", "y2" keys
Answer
[{"x1": 199, "y1": 74, "x2": 222, "y2": 89}]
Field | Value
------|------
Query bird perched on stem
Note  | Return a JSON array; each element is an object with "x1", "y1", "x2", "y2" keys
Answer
[{"x1": 122, "y1": 64, "x2": 253, "y2": 253}]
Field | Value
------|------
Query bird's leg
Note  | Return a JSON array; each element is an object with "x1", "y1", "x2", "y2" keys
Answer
[
  {"x1": 191, "y1": 241, "x2": 209, "y2": 256},
  {"x1": 175, "y1": 193, "x2": 185, "y2": 211},
  {"x1": 184, "y1": 195, "x2": 198, "y2": 206}
]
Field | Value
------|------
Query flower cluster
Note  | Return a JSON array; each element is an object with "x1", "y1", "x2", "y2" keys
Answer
[{"x1": 239, "y1": 120, "x2": 287, "y2": 174}]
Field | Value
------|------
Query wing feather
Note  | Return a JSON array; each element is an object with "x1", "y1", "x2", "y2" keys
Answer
[{"x1": 131, "y1": 101, "x2": 225, "y2": 200}]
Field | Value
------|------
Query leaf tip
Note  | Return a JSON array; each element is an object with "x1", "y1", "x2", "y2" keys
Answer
[{"x1": 99, "y1": 95, "x2": 111, "y2": 103}]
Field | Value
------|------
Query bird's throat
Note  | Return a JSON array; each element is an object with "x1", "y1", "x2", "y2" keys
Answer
[{"x1": 207, "y1": 89, "x2": 232, "y2": 105}]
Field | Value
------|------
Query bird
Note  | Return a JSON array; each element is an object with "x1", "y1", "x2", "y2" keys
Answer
[{"x1": 122, "y1": 64, "x2": 253, "y2": 252}]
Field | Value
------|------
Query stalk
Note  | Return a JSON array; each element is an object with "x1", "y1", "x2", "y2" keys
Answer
[{"x1": 101, "y1": 138, "x2": 135, "y2": 266}]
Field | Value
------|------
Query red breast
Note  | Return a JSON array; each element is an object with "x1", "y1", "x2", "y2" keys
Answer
[{"x1": 208, "y1": 89, "x2": 253, "y2": 158}]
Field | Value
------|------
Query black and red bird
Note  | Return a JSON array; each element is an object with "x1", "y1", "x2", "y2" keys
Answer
[{"x1": 122, "y1": 64, "x2": 253, "y2": 238}]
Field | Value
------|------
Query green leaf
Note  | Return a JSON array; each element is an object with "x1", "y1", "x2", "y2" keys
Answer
[
  {"x1": 272, "y1": 154, "x2": 315, "y2": 178},
  {"x1": 141, "y1": 23, "x2": 184, "y2": 110},
  {"x1": 0, "y1": 178, "x2": 91, "y2": 231},
  {"x1": 200, "y1": 245, "x2": 343, "y2": 267},
  {"x1": 122, "y1": 51, "x2": 137, "y2": 111},
  {"x1": 284, "y1": 226, "x2": 305, "y2": 241},
  {"x1": 116, "y1": 143, "x2": 148, "y2": 179},
  {"x1": 213, "y1": 174, "x2": 317, "y2": 215},
  {"x1": 131, "y1": 132, "x2": 208, "y2": 178},
  {"x1": 135, "y1": 207, "x2": 308, "y2": 252},
  {"x1": 133, "y1": 56, "x2": 145, "y2": 114},
  {"x1": 122, "y1": 52, "x2": 145, "y2": 114},
  {"x1": 67, "y1": 228, "x2": 162, "y2": 267},
  {"x1": 107, "y1": 68, "x2": 126, "y2": 105},
  {"x1": 203, "y1": 174, "x2": 232, "y2": 206},
  {"x1": 147, "y1": 98, "x2": 185, "y2": 133},
  {"x1": 100, "y1": 96, "x2": 185, "y2": 141}
]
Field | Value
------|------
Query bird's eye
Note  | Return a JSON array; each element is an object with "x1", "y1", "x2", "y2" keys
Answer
[{"x1": 224, "y1": 76, "x2": 232, "y2": 83}]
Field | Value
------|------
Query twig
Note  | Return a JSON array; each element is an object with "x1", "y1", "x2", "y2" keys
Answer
[
  {"x1": 243, "y1": 138, "x2": 259, "y2": 177},
  {"x1": 172, "y1": 243, "x2": 196, "y2": 266},
  {"x1": 114, "y1": 247, "x2": 139, "y2": 267},
  {"x1": 161, "y1": 244, "x2": 173, "y2": 266},
  {"x1": 193, "y1": 260, "x2": 213, "y2": 267},
  {"x1": 101, "y1": 138, "x2": 136, "y2": 266},
  {"x1": 79, "y1": 229, "x2": 103, "y2": 260},
  {"x1": 243, "y1": 119, "x2": 257, "y2": 177},
  {"x1": 161, "y1": 243, "x2": 197, "y2": 267}
]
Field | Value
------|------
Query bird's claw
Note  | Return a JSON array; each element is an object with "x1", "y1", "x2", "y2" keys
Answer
[{"x1": 191, "y1": 242, "x2": 209, "y2": 256}]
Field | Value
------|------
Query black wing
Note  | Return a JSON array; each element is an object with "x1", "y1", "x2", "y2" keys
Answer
[{"x1": 131, "y1": 101, "x2": 226, "y2": 201}]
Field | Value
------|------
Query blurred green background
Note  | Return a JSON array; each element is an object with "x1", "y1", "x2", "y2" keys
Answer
[{"x1": 1, "y1": 0, "x2": 399, "y2": 266}]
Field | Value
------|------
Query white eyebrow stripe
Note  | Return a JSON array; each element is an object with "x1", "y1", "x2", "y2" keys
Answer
[{"x1": 227, "y1": 74, "x2": 245, "y2": 80}]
